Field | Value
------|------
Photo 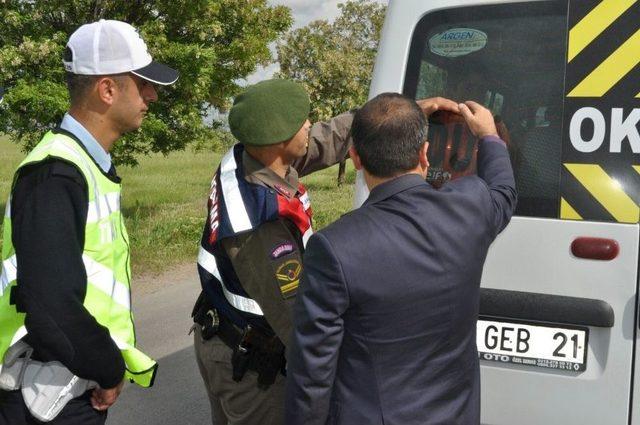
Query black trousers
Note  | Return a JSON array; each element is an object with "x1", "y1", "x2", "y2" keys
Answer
[{"x1": 0, "y1": 390, "x2": 107, "y2": 425}]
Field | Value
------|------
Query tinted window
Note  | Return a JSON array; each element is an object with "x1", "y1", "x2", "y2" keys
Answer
[{"x1": 404, "y1": 1, "x2": 569, "y2": 218}]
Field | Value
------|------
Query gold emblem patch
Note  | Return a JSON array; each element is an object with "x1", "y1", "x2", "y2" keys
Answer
[{"x1": 276, "y1": 259, "x2": 301, "y2": 299}]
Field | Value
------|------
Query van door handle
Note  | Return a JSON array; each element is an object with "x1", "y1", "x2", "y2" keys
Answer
[{"x1": 479, "y1": 288, "x2": 614, "y2": 328}]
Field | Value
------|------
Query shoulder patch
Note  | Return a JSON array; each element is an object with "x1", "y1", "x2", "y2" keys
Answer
[
  {"x1": 271, "y1": 242, "x2": 295, "y2": 259},
  {"x1": 276, "y1": 259, "x2": 301, "y2": 299}
]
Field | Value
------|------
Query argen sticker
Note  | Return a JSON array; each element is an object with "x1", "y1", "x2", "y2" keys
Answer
[{"x1": 429, "y1": 28, "x2": 487, "y2": 58}]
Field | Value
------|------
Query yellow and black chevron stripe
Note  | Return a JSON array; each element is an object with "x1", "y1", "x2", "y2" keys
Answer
[
  {"x1": 561, "y1": 163, "x2": 640, "y2": 223},
  {"x1": 566, "y1": 0, "x2": 640, "y2": 98},
  {"x1": 560, "y1": 0, "x2": 640, "y2": 223}
]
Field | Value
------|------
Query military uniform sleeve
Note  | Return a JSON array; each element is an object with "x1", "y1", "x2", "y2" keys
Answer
[
  {"x1": 292, "y1": 112, "x2": 354, "y2": 177},
  {"x1": 221, "y1": 219, "x2": 303, "y2": 346},
  {"x1": 11, "y1": 160, "x2": 125, "y2": 389}
]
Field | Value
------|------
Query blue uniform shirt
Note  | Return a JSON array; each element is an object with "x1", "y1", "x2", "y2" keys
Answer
[{"x1": 60, "y1": 113, "x2": 112, "y2": 173}]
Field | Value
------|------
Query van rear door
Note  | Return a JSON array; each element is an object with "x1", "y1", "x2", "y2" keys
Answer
[{"x1": 362, "y1": 1, "x2": 640, "y2": 423}]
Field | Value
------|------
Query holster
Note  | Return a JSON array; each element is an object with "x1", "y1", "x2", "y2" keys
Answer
[
  {"x1": 231, "y1": 343, "x2": 252, "y2": 383},
  {"x1": 253, "y1": 339, "x2": 286, "y2": 390},
  {"x1": 231, "y1": 326, "x2": 286, "y2": 390},
  {"x1": 191, "y1": 292, "x2": 286, "y2": 390}
]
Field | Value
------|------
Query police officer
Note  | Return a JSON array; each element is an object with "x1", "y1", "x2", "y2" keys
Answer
[
  {"x1": 0, "y1": 20, "x2": 178, "y2": 424},
  {"x1": 193, "y1": 79, "x2": 354, "y2": 425}
]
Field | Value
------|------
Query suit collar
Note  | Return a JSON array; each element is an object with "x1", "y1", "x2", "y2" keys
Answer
[{"x1": 363, "y1": 173, "x2": 429, "y2": 206}]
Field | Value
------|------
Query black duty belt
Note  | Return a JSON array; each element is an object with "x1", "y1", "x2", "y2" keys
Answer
[
  {"x1": 191, "y1": 291, "x2": 286, "y2": 389},
  {"x1": 216, "y1": 312, "x2": 243, "y2": 349}
]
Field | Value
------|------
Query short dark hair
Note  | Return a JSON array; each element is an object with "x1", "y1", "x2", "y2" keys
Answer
[
  {"x1": 65, "y1": 72, "x2": 128, "y2": 105},
  {"x1": 351, "y1": 93, "x2": 428, "y2": 178},
  {"x1": 65, "y1": 72, "x2": 98, "y2": 104},
  {"x1": 64, "y1": 48, "x2": 128, "y2": 105}
]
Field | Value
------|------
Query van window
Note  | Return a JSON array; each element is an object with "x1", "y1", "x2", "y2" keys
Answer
[{"x1": 404, "y1": 1, "x2": 569, "y2": 218}]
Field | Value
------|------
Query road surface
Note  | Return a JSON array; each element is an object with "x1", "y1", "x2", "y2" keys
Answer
[{"x1": 107, "y1": 264, "x2": 211, "y2": 424}]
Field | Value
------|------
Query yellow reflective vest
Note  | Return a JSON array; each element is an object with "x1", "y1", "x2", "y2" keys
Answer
[{"x1": 0, "y1": 131, "x2": 157, "y2": 387}]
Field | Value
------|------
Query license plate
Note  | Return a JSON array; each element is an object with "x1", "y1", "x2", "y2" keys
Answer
[{"x1": 477, "y1": 319, "x2": 588, "y2": 371}]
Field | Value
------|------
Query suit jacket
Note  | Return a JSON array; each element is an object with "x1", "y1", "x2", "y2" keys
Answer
[{"x1": 285, "y1": 137, "x2": 517, "y2": 425}]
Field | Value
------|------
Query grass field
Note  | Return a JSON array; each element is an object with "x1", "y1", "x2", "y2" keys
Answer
[{"x1": 0, "y1": 138, "x2": 355, "y2": 275}]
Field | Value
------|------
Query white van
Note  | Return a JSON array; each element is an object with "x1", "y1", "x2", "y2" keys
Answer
[{"x1": 356, "y1": 1, "x2": 640, "y2": 423}]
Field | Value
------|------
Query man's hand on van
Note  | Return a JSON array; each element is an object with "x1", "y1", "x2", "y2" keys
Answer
[
  {"x1": 458, "y1": 101, "x2": 498, "y2": 139},
  {"x1": 416, "y1": 97, "x2": 460, "y2": 116}
]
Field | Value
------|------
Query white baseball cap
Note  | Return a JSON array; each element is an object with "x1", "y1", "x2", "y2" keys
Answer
[{"x1": 63, "y1": 19, "x2": 178, "y2": 85}]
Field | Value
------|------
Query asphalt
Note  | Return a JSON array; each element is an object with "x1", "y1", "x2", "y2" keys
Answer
[{"x1": 107, "y1": 269, "x2": 211, "y2": 425}]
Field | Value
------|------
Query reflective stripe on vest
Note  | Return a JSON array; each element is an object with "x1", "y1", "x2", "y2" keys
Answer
[
  {"x1": 0, "y1": 254, "x2": 17, "y2": 295},
  {"x1": 0, "y1": 131, "x2": 156, "y2": 387},
  {"x1": 219, "y1": 148, "x2": 253, "y2": 233}
]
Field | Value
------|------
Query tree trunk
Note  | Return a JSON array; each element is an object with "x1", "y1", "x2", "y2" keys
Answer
[{"x1": 337, "y1": 159, "x2": 347, "y2": 186}]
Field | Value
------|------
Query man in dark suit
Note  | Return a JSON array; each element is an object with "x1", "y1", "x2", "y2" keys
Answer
[{"x1": 284, "y1": 94, "x2": 517, "y2": 425}]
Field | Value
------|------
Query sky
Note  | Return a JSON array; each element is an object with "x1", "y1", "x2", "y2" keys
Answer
[{"x1": 244, "y1": 0, "x2": 388, "y2": 84}]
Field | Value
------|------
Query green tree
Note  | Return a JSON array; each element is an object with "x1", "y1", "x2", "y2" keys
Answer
[
  {"x1": 276, "y1": 0, "x2": 386, "y2": 184},
  {"x1": 0, "y1": 0, "x2": 292, "y2": 165}
]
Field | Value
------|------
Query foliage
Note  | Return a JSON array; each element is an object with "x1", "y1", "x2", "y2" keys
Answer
[
  {"x1": 191, "y1": 127, "x2": 236, "y2": 153},
  {"x1": 416, "y1": 62, "x2": 448, "y2": 99},
  {"x1": 0, "y1": 0, "x2": 292, "y2": 165},
  {"x1": 276, "y1": 0, "x2": 386, "y2": 122}
]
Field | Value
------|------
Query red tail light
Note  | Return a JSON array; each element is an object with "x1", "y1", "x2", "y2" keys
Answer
[{"x1": 571, "y1": 237, "x2": 619, "y2": 261}]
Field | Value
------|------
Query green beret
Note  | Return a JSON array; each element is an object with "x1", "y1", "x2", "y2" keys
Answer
[{"x1": 229, "y1": 79, "x2": 311, "y2": 146}]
